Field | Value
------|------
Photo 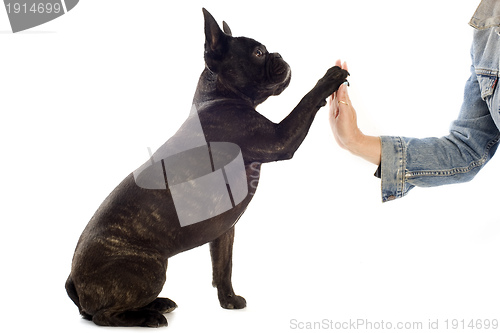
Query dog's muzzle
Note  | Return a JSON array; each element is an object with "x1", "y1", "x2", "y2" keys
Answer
[{"x1": 267, "y1": 53, "x2": 291, "y2": 84}]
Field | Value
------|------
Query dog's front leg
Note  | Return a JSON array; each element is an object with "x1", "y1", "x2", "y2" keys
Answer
[
  {"x1": 210, "y1": 226, "x2": 246, "y2": 309},
  {"x1": 273, "y1": 66, "x2": 349, "y2": 159},
  {"x1": 244, "y1": 66, "x2": 349, "y2": 163}
]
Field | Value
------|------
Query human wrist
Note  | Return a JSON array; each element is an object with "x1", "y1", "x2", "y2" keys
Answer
[{"x1": 346, "y1": 132, "x2": 382, "y2": 165}]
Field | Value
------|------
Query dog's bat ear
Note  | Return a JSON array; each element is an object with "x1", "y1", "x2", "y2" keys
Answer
[
  {"x1": 222, "y1": 21, "x2": 232, "y2": 36},
  {"x1": 203, "y1": 8, "x2": 229, "y2": 72},
  {"x1": 203, "y1": 8, "x2": 227, "y2": 53}
]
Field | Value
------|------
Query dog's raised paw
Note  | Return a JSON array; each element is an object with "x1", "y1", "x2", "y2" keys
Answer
[
  {"x1": 321, "y1": 66, "x2": 349, "y2": 86},
  {"x1": 313, "y1": 66, "x2": 350, "y2": 105}
]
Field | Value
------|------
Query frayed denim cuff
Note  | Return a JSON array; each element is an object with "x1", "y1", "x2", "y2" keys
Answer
[{"x1": 379, "y1": 136, "x2": 413, "y2": 203}]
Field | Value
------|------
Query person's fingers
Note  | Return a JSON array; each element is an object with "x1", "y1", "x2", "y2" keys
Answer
[
  {"x1": 337, "y1": 84, "x2": 350, "y2": 107},
  {"x1": 330, "y1": 60, "x2": 345, "y2": 118},
  {"x1": 342, "y1": 61, "x2": 349, "y2": 72}
]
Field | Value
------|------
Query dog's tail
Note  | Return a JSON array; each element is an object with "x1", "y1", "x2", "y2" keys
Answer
[{"x1": 65, "y1": 275, "x2": 92, "y2": 320}]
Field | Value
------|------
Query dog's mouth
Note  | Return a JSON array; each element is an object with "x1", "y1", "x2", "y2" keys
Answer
[
  {"x1": 267, "y1": 53, "x2": 290, "y2": 82},
  {"x1": 266, "y1": 53, "x2": 291, "y2": 93},
  {"x1": 272, "y1": 63, "x2": 289, "y2": 78}
]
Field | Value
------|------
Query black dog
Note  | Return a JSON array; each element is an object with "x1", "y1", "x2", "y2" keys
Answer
[{"x1": 66, "y1": 8, "x2": 348, "y2": 328}]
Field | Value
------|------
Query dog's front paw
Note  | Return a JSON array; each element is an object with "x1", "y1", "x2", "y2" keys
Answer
[
  {"x1": 219, "y1": 294, "x2": 247, "y2": 309},
  {"x1": 314, "y1": 66, "x2": 350, "y2": 106}
]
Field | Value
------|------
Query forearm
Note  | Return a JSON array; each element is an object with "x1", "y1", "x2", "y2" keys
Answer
[
  {"x1": 344, "y1": 133, "x2": 382, "y2": 166},
  {"x1": 342, "y1": 115, "x2": 500, "y2": 203},
  {"x1": 377, "y1": 60, "x2": 500, "y2": 202},
  {"x1": 379, "y1": 130, "x2": 500, "y2": 202}
]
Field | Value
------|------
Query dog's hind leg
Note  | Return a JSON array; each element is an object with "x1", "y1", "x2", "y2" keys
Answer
[
  {"x1": 143, "y1": 297, "x2": 178, "y2": 314},
  {"x1": 210, "y1": 226, "x2": 246, "y2": 309},
  {"x1": 90, "y1": 289, "x2": 177, "y2": 326},
  {"x1": 89, "y1": 288, "x2": 176, "y2": 327},
  {"x1": 92, "y1": 308, "x2": 168, "y2": 327},
  {"x1": 65, "y1": 275, "x2": 93, "y2": 320},
  {"x1": 74, "y1": 255, "x2": 174, "y2": 327}
]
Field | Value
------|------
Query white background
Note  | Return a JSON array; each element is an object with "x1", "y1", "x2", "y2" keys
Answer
[{"x1": 2, "y1": 1, "x2": 499, "y2": 332}]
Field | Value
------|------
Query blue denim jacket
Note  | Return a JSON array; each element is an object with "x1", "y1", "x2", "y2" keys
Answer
[{"x1": 379, "y1": 0, "x2": 500, "y2": 202}]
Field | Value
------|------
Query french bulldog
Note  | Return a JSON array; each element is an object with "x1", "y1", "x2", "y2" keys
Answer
[{"x1": 65, "y1": 8, "x2": 349, "y2": 328}]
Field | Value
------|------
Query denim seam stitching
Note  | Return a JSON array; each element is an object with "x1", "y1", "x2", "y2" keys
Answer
[
  {"x1": 404, "y1": 135, "x2": 500, "y2": 179},
  {"x1": 476, "y1": 68, "x2": 499, "y2": 76},
  {"x1": 398, "y1": 137, "x2": 406, "y2": 198}
]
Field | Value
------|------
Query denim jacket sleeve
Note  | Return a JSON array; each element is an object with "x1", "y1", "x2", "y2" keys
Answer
[{"x1": 379, "y1": 2, "x2": 500, "y2": 202}]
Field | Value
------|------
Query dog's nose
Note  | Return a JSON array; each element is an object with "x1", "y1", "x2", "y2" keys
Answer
[{"x1": 273, "y1": 53, "x2": 282, "y2": 59}]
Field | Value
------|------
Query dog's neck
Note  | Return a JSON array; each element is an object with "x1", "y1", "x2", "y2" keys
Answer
[{"x1": 193, "y1": 68, "x2": 257, "y2": 108}]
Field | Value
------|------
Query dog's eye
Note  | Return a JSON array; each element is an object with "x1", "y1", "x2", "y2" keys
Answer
[{"x1": 255, "y1": 49, "x2": 264, "y2": 57}]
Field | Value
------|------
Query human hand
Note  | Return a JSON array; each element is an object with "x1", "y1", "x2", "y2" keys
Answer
[
  {"x1": 328, "y1": 60, "x2": 358, "y2": 150},
  {"x1": 328, "y1": 60, "x2": 381, "y2": 165}
]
